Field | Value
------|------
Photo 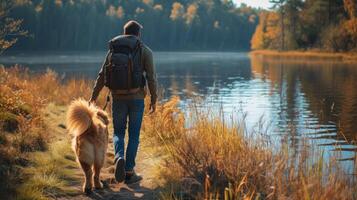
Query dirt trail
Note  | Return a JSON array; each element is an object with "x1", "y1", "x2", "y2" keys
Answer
[
  {"x1": 45, "y1": 104, "x2": 163, "y2": 200},
  {"x1": 60, "y1": 142, "x2": 162, "y2": 200}
]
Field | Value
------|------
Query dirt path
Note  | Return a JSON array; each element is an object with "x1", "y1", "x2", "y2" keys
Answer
[
  {"x1": 45, "y1": 104, "x2": 163, "y2": 200},
  {"x1": 59, "y1": 143, "x2": 162, "y2": 200}
]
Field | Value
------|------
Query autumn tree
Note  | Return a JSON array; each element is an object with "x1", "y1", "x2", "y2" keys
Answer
[
  {"x1": 0, "y1": 0, "x2": 27, "y2": 54},
  {"x1": 251, "y1": 12, "x2": 267, "y2": 50},
  {"x1": 270, "y1": 0, "x2": 286, "y2": 50},
  {"x1": 344, "y1": 0, "x2": 357, "y2": 48},
  {"x1": 252, "y1": 0, "x2": 356, "y2": 51}
]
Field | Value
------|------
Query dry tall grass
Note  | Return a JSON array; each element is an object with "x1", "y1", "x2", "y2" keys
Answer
[
  {"x1": 0, "y1": 66, "x2": 105, "y2": 198},
  {"x1": 143, "y1": 97, "x2": 357, "y2": 199}
]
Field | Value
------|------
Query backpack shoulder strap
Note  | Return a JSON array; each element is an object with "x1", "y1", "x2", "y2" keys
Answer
[{"x1": 132, "y1": 40, "x2": 142, "y2": 57}]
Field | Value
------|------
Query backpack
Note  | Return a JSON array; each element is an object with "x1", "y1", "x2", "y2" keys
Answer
[{"x1": 104, "y1": 35, "x2": 145, "y2": 93}]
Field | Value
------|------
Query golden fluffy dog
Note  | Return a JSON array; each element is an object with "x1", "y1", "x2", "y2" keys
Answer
[{"x1": 66, "y1": 99, "x2": 109, "y2": 194}]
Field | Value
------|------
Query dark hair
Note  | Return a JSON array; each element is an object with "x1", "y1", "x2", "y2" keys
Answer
[{"x1": 123, "y1": 20, "x2": 143, "y2": 36}]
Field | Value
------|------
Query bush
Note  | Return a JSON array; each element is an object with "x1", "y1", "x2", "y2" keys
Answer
[
  {"x1": 321, "y1": 24, "x2": 351, "y2": 52},
  {"x1": 0, "y1": 112, "x2": 19, "y2": 132},
  {"x1": 17, "y1": 131, "x2": 47, "y2": 153},
  {"x1": 0, "y1": 66, "x2": 106, "y2": 198}
]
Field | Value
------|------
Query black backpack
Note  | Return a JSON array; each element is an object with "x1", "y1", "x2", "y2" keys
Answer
[{"x1": 104, "y1": 35, "x2": 145, "y2": 93}]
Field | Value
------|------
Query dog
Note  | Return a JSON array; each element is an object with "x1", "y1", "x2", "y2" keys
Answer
[{"x1": 66, "y1": 99, "x2": 109, "y2": 194}]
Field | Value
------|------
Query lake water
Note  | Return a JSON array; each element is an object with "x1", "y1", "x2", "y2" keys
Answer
[{"x1": 1, "y1": 52, "x2": 356, "y2": 171}]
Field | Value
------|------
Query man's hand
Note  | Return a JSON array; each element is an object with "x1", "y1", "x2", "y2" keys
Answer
[{"x1": 149, "y1": 103, "x2": 156, "y2": 114}]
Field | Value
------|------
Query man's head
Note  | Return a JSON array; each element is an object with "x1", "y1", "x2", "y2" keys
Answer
[{"x1": 123, "y1": 20, "x2": 143, "y2": 36}]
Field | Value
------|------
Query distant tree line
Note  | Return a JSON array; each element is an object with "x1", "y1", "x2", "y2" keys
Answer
[
  {"x1": 251, "y1": 0, "x2": 357, "y2": 52},
  {"x1": 7, "y1": 0, "x2": 259, "y2": 51}
]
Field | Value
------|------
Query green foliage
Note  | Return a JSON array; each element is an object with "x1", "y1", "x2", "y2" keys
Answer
[{"x1": 8, "y1": 0, "x2": 259, "y2": 51}]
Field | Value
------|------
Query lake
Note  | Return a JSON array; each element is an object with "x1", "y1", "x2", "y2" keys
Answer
[{"x1": 1, "y1": 51, "x2": 356, "y2": 171}]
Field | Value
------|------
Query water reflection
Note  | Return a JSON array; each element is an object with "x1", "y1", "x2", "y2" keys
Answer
[{"x1": 251, "y1": 56, "x2": 357, "y2": 161}]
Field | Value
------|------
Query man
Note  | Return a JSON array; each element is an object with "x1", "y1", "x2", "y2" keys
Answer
[{"x1": 89, "y1": 20, "x2": 157, "y2": 184}]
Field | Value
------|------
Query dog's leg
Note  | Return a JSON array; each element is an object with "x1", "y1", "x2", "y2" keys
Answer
[
  {"x1": 80, "y1": 161, "x2": 93, "y2": 194},
  {"x1": 93, "y1": 164, "x2": 103, "y2": 189},
  {"x1": 93, "y1": 155, "x2": 105, "y2": 189}
]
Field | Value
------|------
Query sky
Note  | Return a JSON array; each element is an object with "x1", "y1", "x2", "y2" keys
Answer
[{"x1": 233, "y1": 0, "x2": 273, "y2": 9}]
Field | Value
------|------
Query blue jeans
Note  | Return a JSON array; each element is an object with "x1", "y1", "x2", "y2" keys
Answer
[{"x1": 112, "y1": 99, "x2": 144, "y2": 171}]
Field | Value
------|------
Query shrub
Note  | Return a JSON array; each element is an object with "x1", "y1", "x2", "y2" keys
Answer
[
  {"x1": 0, "y1": 111, "x2": 19, "y2": 132},
  {"x1": 321, "y1": 24, "x2": 350, "y2": 52},
  {"x1": 0, "y1": 66, "x2": 102, "y2": 198}
]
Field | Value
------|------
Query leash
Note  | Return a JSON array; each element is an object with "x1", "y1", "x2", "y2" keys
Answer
[{"x1": 102, "y1": 91, "x2": 110, "y2": 110}]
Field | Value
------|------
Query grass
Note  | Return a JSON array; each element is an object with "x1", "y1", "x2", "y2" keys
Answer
[
  {"x1": 0, "y1": 66, "x2": 105, "y2": 199},
  {"x1": 0, "y1": 66, "x2": 356, "y2": 199},
  {"x1": 250, "y1": 50, "x2": 357, "y2": 62},
  {"x1": 17, "y1": 139, "x2": 78, "y2": 200},
  {"x1": 142, "y1": 98, "x2": 357, "y2": 199}
]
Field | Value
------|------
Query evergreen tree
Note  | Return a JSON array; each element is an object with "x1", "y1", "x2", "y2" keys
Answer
[{"x1": 7, "y1": 0, "x2": 259, "y2": 51}]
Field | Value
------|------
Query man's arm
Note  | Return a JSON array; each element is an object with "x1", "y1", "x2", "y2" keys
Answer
[
  {"x1": 143, "y1": 46, "x2": 157, "y2": 106},
  {"x1": 90, "y1": 51, "x2": 109, "y2": 102}
]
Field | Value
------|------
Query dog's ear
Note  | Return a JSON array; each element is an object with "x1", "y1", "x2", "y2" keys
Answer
[{"x1": 97, "y1": 110, "x2": 109, "y2": 125}]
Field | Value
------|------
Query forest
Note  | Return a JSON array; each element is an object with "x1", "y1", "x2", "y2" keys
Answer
[
  {"x1": 251, "y1": 0, "x2": 357, "y2": 52},
  {"x1": 4, "y1": 0, "x2": 259, "y2": 51}
]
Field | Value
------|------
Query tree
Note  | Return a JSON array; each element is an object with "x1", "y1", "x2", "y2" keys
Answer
[
  {"x1": 251, "y1": 12, "x2": 267, "y2": 50},
  {"x1": 270, "y1": 0, "x2": 286, "y2": 50},
  {"x1": 6, "y1": 0, "x2": 259, "y2": 51},
  {"x1": 343, "y1": 0, "x2": 357, "y2": 49},
  {"x1": 251, "y1": 11, "x2": 280, "y2": 50},
  {"x1": 284, "y1": 0, "x2": 303, "y2": 49},
  {"x1": 0, "y1": 0, "x2": 27, "y2": 54},
  {"x1": 252, "y1": 0, "x2": 355, "y2": 51}
]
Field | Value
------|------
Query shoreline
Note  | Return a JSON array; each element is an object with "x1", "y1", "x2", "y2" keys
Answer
[{"x1": 250, "y1": 50, "x2": 357, "y2": 62}]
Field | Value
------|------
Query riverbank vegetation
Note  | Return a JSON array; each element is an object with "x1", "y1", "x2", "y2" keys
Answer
[
  {"x1": 147, "y1": 99, "x2": 357, "y2": 199},
  {"x1": 251, "y1": 0, "x2": 357, "y2": 52},
  {"x1": 1, "y1": 67, "x2": 356, "y2": 199},
  {"x1": 0, "y1": 66, "x2": 104, "y2": 199},
  {"x1": 250, "y1": 50, "x2": 357, "y2": 62}
]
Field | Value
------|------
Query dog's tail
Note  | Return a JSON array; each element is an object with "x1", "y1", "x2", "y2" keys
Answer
[{"x1": 66, "y1": 99, "x2": 96, "y2": 136}]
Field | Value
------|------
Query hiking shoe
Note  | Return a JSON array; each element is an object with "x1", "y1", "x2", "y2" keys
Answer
[
  {"x1": 114, "y1": 158, "x2": 125, "y2": 183},
  {"x1": 125, "y1": 171, "x2": 143, "y2": 184}
]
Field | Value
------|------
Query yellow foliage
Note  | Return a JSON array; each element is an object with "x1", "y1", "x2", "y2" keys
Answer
[
  {"x1": 251, "y1": 12, "x2": 267, "y2": 50},
  {"x1": 344, "y1": 18, "x2": 357, "y2": 36},
  {"x1": 142, "y1": 0, "x2": 153, "y2": 6},
  {"x1": 251, "y1": 12, "x2": 280, "y2": 50},
  {"x1": 106, "y1": 5, "x2": 125, "y2": 19},
  {"x1": 344, "y1": 0, "x2": 357, "y2": 19},
  {"x1": 170, "y1": 2, "x2": 184, "y2": 21},
  {"x1": 265, "y1": 12, "x2": 280, "y2": 43},
  {"x1": 153, "y1": 4, "x2": 163, "y2": 11},
  {"x1": 185, "y1": 4, "x2": 198, "y2": 25}
]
